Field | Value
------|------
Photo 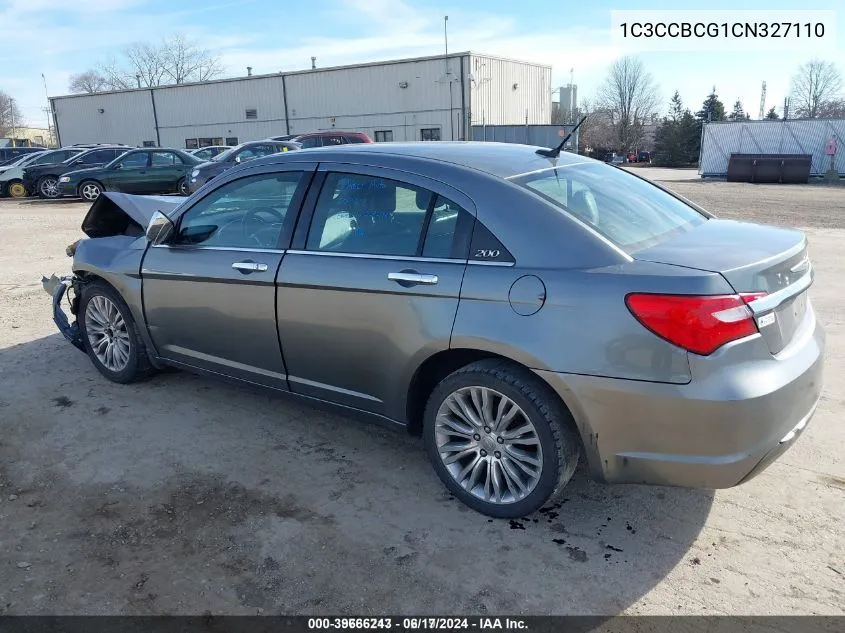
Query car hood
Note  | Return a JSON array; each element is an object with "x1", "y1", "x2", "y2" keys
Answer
[
  {"x1": 195, "y1": 160, "x2": 229, "y2": 175},
  {"x1": 0, "y1": 166, "x2": 23, "y2": 182},
  {"x1": 81, "y1": 192, "x2": 183, "y2": 238}
]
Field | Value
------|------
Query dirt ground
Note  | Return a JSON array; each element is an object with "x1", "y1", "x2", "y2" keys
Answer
[{"x1": 0, "y1": 176, "x2": 843, "y2": 616}]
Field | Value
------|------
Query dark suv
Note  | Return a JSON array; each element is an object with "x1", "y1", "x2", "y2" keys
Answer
[
  {"x1": 23, "y1": 146, "x2": 131, "y2": 199},
  {"x1": 270, "y1": 131, "x2": 372, "y2": 148}
]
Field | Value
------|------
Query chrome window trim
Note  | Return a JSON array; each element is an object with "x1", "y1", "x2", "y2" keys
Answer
[
  {"x1": 746, "y1": 265, "x2": 814, "y2": 314},
  {"x1": 285, "y1": 249, "x2": 514, "y2": 266},
  {"x1": 151, "y1": 245, "x2": 284, "y2": 254}
]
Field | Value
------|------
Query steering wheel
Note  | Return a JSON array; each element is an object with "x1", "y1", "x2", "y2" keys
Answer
[{"x1": 241, "y1": 206, "x2": 286, "y2": 247}]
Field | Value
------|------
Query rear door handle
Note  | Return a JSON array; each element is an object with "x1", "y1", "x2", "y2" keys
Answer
[
  {"x1": 232, "y1": 261, "x2": 268, "y2": 273},
  {"x1": 388, "y1": 271, "x2": 439, "y2": 286}
]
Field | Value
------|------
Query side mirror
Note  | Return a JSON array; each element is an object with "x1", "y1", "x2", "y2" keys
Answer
[
  {"x1": 113, "y1": 163, "x2": 122, "y2": 170},
  {"x1": 234, "y1": 156, "x2": 241, "y2": 164},
  {"x1": 146, "y1": 210, "x2": 175, "y2": 245}
]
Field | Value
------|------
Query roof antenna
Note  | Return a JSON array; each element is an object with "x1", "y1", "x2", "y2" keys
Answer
[{"x1": 536, "y1": 115, "x2": 587, "y2": 158}]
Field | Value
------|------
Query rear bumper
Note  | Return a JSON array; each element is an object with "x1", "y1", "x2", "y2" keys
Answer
[{"x1": 538, "y1": 302, "x2": 825, "y2": 489}]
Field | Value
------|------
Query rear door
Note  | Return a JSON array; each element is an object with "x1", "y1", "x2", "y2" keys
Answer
[
  {"x1": 147, "y1": 150, "x2": 186, "y2": 193},
  {"x1": 141, "y1": 163, "x2": 317, "y2": 388},
  {"x1": 276, "y1": 164, "x2": 474, "y2": 420}
]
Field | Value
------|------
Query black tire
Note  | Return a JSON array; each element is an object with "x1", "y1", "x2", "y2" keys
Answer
[
  {"x1": 423, "y1": 359, "x2": 581, "y2": 518},
  {"x1": 177, "y1": 177, "x2": 188, "y2": 196},
  {"x1": 37, "y1": 175, "x2": 60, "y2": 199},
  {"x1": 78, "y1": 180, "x2": 103, "y2": 202},
  {"x1": 78, "y1": 281, "x2": 156, "y2": 384}
]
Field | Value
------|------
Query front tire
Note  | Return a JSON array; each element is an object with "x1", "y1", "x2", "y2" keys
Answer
[
  {"x1": 6, "y1": 180, "x2": 27, "y2": 198},
  {"x1": 423, "y1": 360, "x2": 581, "y2": 518},
  {"x1": 78, "y1": 281, "x2": 155, "y2": 384},
  {"x1": 177, "y1": 177, "x2": 188, "y2": 196},
  {"x1": 37, "y1": 176, "x2": 60, "y2": 199},
  {"x1": 78, "y1": 180, "x2": 103, "y2": 202}
]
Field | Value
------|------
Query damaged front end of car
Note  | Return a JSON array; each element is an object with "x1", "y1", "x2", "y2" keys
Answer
[{"x1": 42, "y1": 192, "x2": 183, "y2": 353}]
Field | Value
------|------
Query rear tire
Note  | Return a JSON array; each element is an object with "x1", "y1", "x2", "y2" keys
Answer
[
  {"x1": 78, "y1": 281, "x2": 156, "y2": 384},
  {"x1": 78, "y1": 180, "x2": 103, "y2": 202},
  {"x1": 423, "y1": 359, "x2": 581, "y2": 518},
  {"x1": 37, "y1": 176, "x2": 60, "y2": 199},
  {"x1": 177, "y1": 177, "x2": 188, "y2": 196},
  {"x1": 6, "y1": 180, "x2": 27, "y2": 198}
]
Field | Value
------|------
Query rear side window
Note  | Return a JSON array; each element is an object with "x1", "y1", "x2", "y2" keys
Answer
[
  {"x1": 513, "y1": 162, "x2": 706, "y2": 253},
  {"x1": 306, "y1": 173, "x2": 472, "y2": 259},
  {"x1": 299, "y1": 137, "x2": 322, "y2": 149}
]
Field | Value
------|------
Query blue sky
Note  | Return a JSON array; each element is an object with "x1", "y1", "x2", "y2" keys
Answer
[{"x1": 1, "y1": 0, "x2": 843, "y2": 128}]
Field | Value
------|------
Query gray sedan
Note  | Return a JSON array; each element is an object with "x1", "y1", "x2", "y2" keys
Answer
[{"x1": 48, "y1": 142, "x2": 824, "y2": 517}]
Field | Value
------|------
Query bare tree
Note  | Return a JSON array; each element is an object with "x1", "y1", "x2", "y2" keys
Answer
[
  {"x1": 790, "y1": 59, "x2": 843, "y2": 118},
  {"x1": 0, "y1": 90, "x2": 23, "y2": 138},
  {"x1": 160, "y1": 33, "x2": 223, "y2": 84},
  {"x1": 817, "y1": 98, "x2": 845, "y2": 119},
  {"x1": 597, "y1": 56, "x2": 660, "y2": 151},
  {"x1": 125, "y1": 42, "x2": 169, "y2": 87},
  {"x1": 68, "y1": 71, "x2": 108, "y2": 94},
  {"x1": 576, "y1": 98, "x2": 616, "y2": 155},
  {"x1": 96, "y1": 58, "x2": 134, "y2": 90}
]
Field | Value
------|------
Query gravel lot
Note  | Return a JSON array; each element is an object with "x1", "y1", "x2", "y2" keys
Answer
[{"x1": 1, "y1": 173, "x2": 843, "y2": 616}]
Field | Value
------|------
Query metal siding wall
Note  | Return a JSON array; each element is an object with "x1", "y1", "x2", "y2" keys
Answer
[
  {"x1": 700, "y1": 119, "x2": 845, "y2": 177},
  {"x1": 468, "y1": 55, "x2": 551, "y2": 126},
  {"x1": 52, "y1": 91, "x2": 156, "y2": 146},
  {"x1": 284, "y1": 57, "x2": 461, "y2": 139},
  {"x1": 153, "y1": 77, "x2": 286, "y2": 147}
]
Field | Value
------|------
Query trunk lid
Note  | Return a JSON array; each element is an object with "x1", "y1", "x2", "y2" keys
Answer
[{"x1": 633, "y1": 219, "x2": 812, "y2": 355}]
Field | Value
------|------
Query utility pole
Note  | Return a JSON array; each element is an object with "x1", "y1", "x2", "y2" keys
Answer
[
  {"x1": 10, "y1": 98, "x2": 16, "y2": 144},
  {"x1": 42, "y1": 73, "x2": 54, "y2": 146}
]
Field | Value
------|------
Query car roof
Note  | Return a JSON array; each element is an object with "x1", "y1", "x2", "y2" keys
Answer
[
  {"x1": 286, "y1": 141, "x2": 590, "y2": 179},
  {"x1": 295, "y1": 131, "x2": 365, "y2": 138}
]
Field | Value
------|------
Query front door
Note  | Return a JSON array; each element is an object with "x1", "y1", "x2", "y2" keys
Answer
[
  {"x1": 103, "y1": 151, "x2": 150, "y2": 192},
  {"x1": 141, "y1": 165, "x2": 315, "y2": 388},
  {"x1": 276, "y1": 165, "x2": 474, "y2": 420}
]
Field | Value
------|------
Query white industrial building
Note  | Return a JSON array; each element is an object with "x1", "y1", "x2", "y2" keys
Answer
[{"x1": 50, "y1": 52, "x2": 552, "y2": 149}]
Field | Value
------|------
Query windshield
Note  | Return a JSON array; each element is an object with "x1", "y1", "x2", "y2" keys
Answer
[
  {"x1": 10, "y1": 153, "x2": 45, "y2": 167},
  {"x1": 511, "y1": 162, "x2": 707, "y2": 253}
]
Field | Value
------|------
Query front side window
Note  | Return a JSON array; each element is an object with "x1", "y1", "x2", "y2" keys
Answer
[
  {"x1": 176, "y1": 172, "x2": 304, "y2": 250},
  {"x1": 117, "y1": 152, "x2": 149, "y2": 168},
  {"x1": 512, "y1": 162, "x2": 707, "y2": 253},
  {"x1": 307, "y1": 173, "x2": 462, "y2": 258}
]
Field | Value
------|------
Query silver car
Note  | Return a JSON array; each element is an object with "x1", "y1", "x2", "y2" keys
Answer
[{"x1": 47, "y1": 142, "x2": 824, "y2": 518}]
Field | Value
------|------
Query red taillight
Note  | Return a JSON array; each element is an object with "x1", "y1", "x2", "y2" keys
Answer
[{"x1": 625, "y1": 293, "x2": 766, "y2": 355}]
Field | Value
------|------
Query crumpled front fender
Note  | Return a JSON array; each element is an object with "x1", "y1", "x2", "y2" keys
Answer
[{"x1": 42, "y1": 274, "x2": 84, "y2": 352}]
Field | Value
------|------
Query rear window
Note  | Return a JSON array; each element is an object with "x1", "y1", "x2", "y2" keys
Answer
[{"x1": 512, "y1": 162, "x2": 707, "y2": 253}]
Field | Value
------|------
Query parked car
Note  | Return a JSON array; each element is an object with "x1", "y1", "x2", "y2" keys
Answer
[
  {"x1": 1, "y1": 148, "x2": 88, "y2": 198},
  {"x1": 0, "y1": 146, "x2": 46, "y2": 164},
  {"x1": 48, "y1": 142, "x2": 824, "y2": 518},
  {"x1": 638, "y1": 150, "x2": 651, "y2": 163},
  {"x1": 627, "y1": 151, "x2": 637, "y2": 163},
  {"x1": 608, "y1": 153, "x2": 625, "y2": 165},
  {"x1": 269, "y1": 131, "x2": 373, "y2": 147},
  {"x1": 0, "y1": 151, "x2": 47, "y2": 175},
  {"x1": 187, "y1": 140, "x2": 300, "y2": 193},
  {"x1": 23, "y1": 146, "x2": 131, "y2": 199},
  {"x1": 188, "y1": 146, "x2": 230, "y2": 161},
  {"x1": 58, "y1": 148, "x2": 204, "y2": 201}
]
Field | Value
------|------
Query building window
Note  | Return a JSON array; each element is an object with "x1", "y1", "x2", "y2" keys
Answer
[
  {"x1": 374, "y1": 130, "x2": 394, "y2": 142},
  {"x1": 420, "y1": 128, "x2": 441, "y2": 141},
  {"x1": 245, "y1": 109, "x2": 258, "y2": 120},
  {"x1": 185, "y1": 138, "x2": 199, "y2": 149},
  {"x1": 226, "y1": 137, "x2": 239, "y2": 146},
  {"x1": 142, "y1": 141, "x2": 157, "y2": 147}
]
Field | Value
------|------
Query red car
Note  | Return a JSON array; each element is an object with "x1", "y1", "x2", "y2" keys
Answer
[{"x1": 270, "y1": 131, "x2": 373, "y2": 148}]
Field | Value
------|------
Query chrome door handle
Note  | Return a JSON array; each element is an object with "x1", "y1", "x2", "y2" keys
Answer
[
  {"x1": 232, "y1": 261, "x2": 268, "y2": 273},
  {"x1": 388, "y1": 271, "x2": 439, "y2": 285}
]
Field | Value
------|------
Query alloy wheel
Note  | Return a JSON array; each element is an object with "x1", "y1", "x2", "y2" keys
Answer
[
  {"x1": 80, "y1": 183, "x2": 101, "y2": 201},
  {"x1": 84, "y1": 295, "x2": 131, "y2": 372},
  {"x1": 39, "y1": 177, "x2": 59, "y2": 198},
  {"x1": 434, "y1": 387, "x2": 543, "y2": 505}
]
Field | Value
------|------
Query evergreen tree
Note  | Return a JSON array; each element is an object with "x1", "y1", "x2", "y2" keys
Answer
[
  {"x1": 729, "y1": 99, "x2": 749, "y2": 120},
  {"x1": 654, "y1": 91, "x2": 701, "y2": 166},
  {"x1": 696, "y1": 87, "x2": 727, "y2": 122},
  {"x1": 765, "y1": 106, "x2": 779, "y2": 119}
]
